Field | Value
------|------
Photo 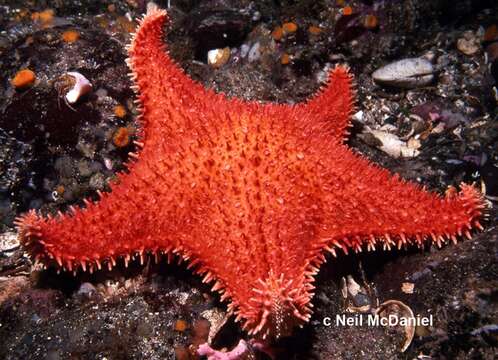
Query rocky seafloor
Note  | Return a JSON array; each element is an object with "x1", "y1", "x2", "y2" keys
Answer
[{"x1": 0, "y1": 0, "x2": 497, "y2": 359}]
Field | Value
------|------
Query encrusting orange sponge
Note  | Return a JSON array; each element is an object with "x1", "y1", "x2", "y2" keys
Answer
[{"x1": 11, "y1": 69, "x2": 36, "y2": 89}]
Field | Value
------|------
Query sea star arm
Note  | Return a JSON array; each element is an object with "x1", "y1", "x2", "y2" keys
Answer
[
  {"x1": 313, "y1": 147, "x2": 486, "y2": 256},
  {"x1": 14, "y1": 6, "x2": 203, "y2": 273},
  {"x1": 126, "y1": 5, "x2": 218, "y2": 147},
  {"x1": 14, "y1": 163, "x2": 185, "y2": 273},
  {"x1": 295, "y1": 66, "x2": 356, "y2": 143}
]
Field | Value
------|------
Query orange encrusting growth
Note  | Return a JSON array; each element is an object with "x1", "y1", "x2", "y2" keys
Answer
[
  {"x1": 308, "y1": 25, "x2": 322, "y2": 35},
  {"x1": 31, "y1": 9, "x2": 54, "y2": 27},
  {"x1": 112, "y1": 126, "x2": 131, "y2": 147},
  {"x1": 62, "y1": 30, "x2": 80, "y2": 43},
  {"x1": 280, "y1": 53, "x2": 291, "y2": 65},
  {"x1": 114, "y1": 104, "x2": 127, "y2": 118},
  {"x1": 343, "y1": 6, "x2": 353, "y2": 16},
  {"x1": 11, "y1": 69, "x2": 36, "y2": 89},
  {"x1": 271, "y1": 26, "x2": 283, "y2": 41},
  {"x1": 282, "y1": 22, "x2": 298, "y2": 34},
  {"x1": 16, "y1": 6, "x2": 486, "y2": 340},
  {"x1": 363, "y1": 14, "x2": 379, "y2": 29}
]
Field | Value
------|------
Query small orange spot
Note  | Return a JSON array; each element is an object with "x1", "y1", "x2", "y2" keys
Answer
[
  {"x1": 11, "y1": 69, "x2": 36, "y2": 89},
  {"x1": 336, "y1": 0, "x2": 346, "y2": 6},
  {"x1": 484, "y1": 24, "x2": 498, "y2": 42},
  {"x1": 174, "y1": 319, "x2": 188, "y2": 332},
  {"x1": 343, "y1": 6, "x2": 353, "y2": 16},
  {"x1": 113, "y1": 127, "x2": 131, "y2": 148},
  {"x1": 363, "y1": 14, "x2": 378, "y2": 29},
  {"x1": 114, "y1": 104, "x2": 127, "y2": 118},
  {"x1": 107, "y1": 4, "x2": 116, "y2": 13},
  {"x1": 280, "y1": 53, "x2": 291, "y2": 65},
  {"x1": 55, "y1": 185, "x2": 65, "y2": 195},
  {"x1": 308, "y1": 25, "x2": 322, "y2": 35},
  {"x1": 272, "y1": 26, "x2": 283, "y2": 41},
  {"x1": 62, "y1": 30, "x2": 80, "y2": 43},
  {"x1": 282, "y1": 22, "x2": 298, "y2": 34},
  {"x1": 31, "y1": 9, "x2": 54, "y2": 26}
]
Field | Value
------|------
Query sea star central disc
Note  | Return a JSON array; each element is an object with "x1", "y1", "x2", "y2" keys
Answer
[{"x1": 16, "y1": 6, "x2": 485, "y2": 339}]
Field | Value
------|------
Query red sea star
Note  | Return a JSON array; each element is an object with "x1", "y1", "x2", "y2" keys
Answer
[{"x1": 16, "y1": 5, "x2": 485, "y2": 341}]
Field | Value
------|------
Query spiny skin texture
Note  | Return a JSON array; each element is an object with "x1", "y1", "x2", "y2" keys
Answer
[{"x1": 16, "y1": 7, "x2": 485, "y2": 340}]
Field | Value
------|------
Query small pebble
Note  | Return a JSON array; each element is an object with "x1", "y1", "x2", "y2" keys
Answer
[
  {"x1": 240, "y1": 44, "x2": 250, "y2": 58},
  {"x1": 352, "y1": 110, "x2": 364, "y2": 122},
  {"x1": 77, "y1": 282, "x2": 97, "y2": 296},
  {"x1": 95, "y1": 88, "x2": 108, "y2": 98},
  {"x1": 207, "y1": 47, "x2": 230, "y2": 68},
  {"x1": 89, "y1": 173, "x2": 105, "y2": 190},
  {"x1": 0, "y1": 231, "x2": 19, "y2": 252},
  {"x1": 248, "y1": 42, "x2": 261, "y2": 63},
  {"x1": 401, "y1": 282, "x2": 415, "y2": 294},
  {"x1": 77, "y1": 160, "x2": 92, "y2": 177},
  {"x1": 103, "y1": 158, "x2": 113, "y2": 170},
  {"x1": 457, "y1": 31, "x2": 479, "y2": 56}
]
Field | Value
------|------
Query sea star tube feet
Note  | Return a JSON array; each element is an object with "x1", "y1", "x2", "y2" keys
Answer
[{"x1": 16, "y1": 4, "x2": 486, "y2": 341}]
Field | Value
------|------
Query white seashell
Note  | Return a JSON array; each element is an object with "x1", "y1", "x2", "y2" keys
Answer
[
  {"x1": 65, "y1": 71, "x2": 92, "y2": 104},
  {"x1": 372, "y1": 58, "x2": 434, "y2": 89},
  {"x1": 369, "y1": 130, "x2": 420, "y2": 158},
  {"x1": 352, "y1": 110, "x2": 364, "y2": 122}
]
